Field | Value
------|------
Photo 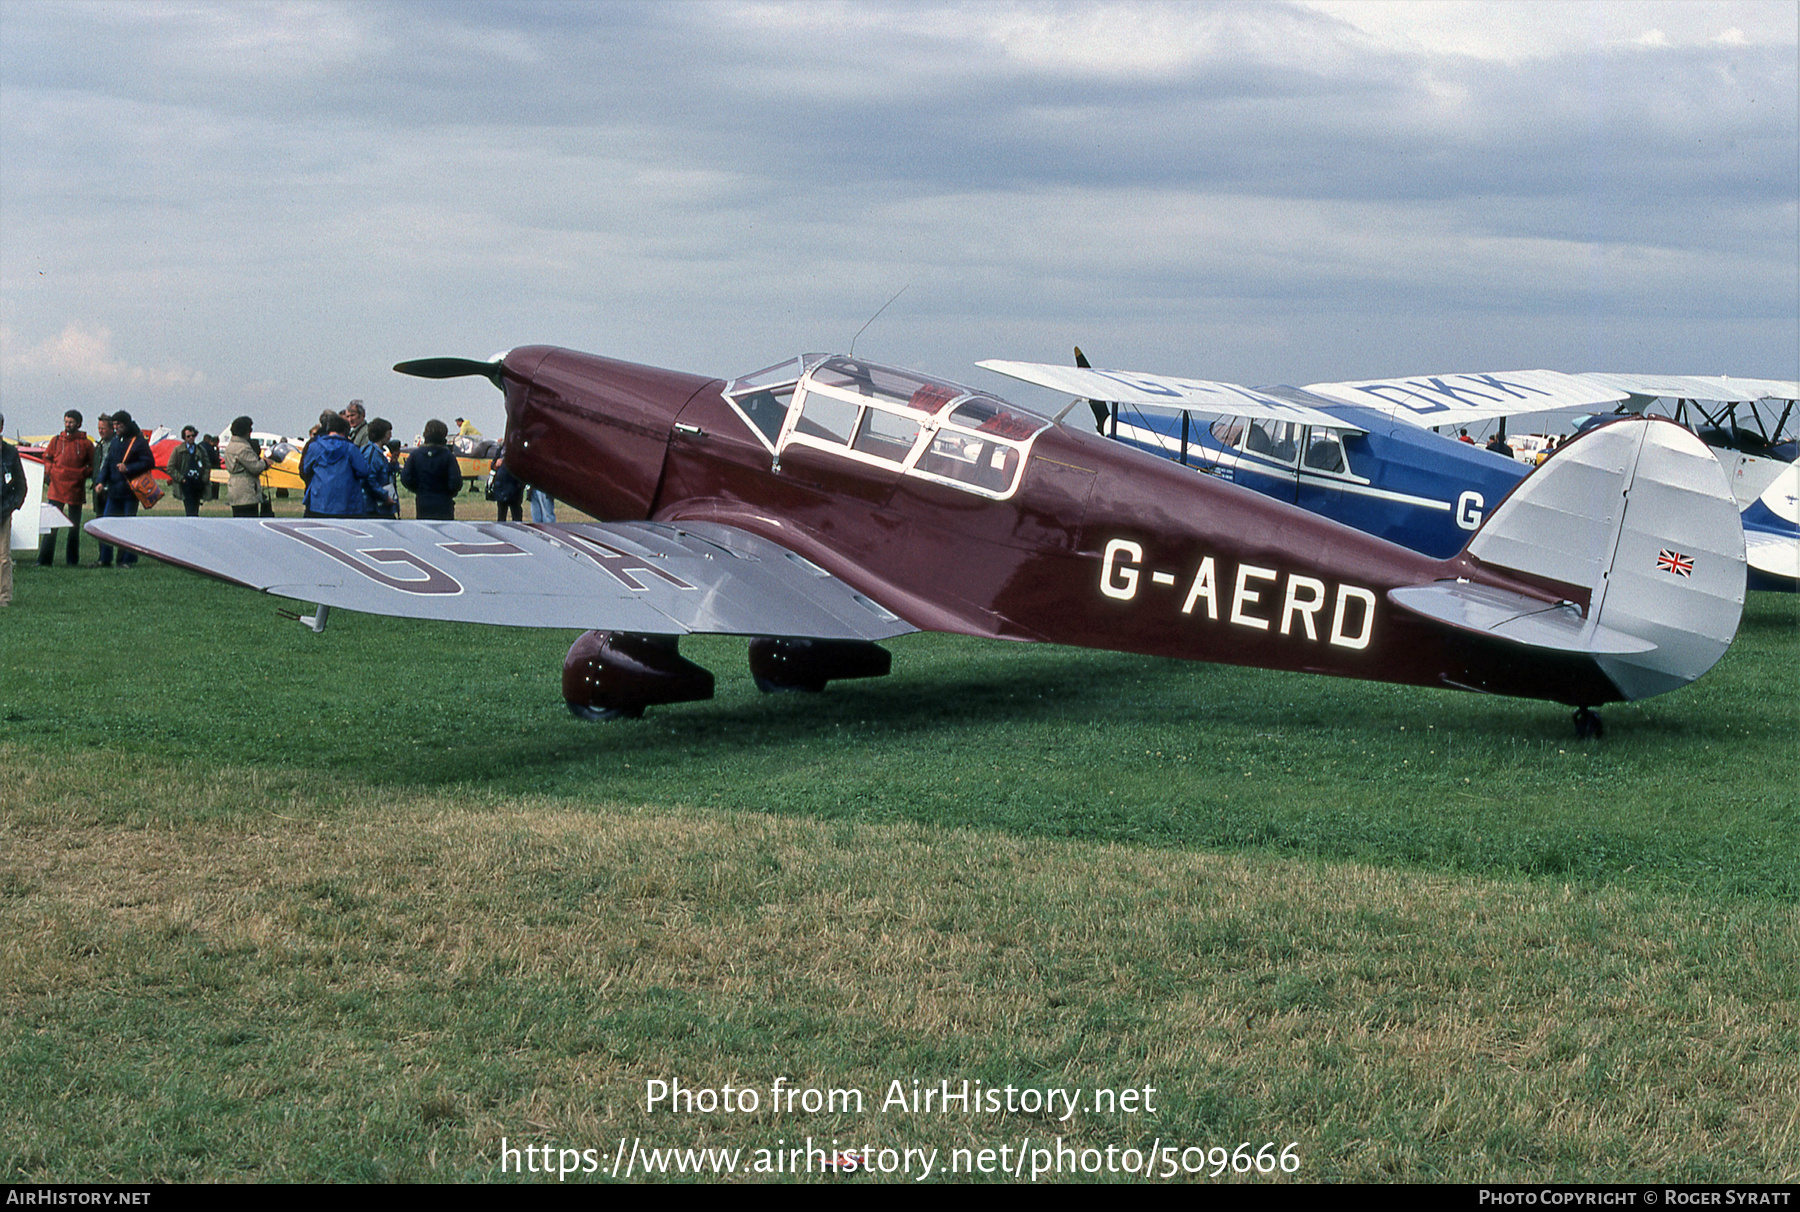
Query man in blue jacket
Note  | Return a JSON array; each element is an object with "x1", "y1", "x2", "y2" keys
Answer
[
  {"x1": 300, "y1": 413, "x2": 377, "y2": 518},
  {"x1": 360, "y1": 418, "x2": 399, "y2": 519},
  {"x1": 95, "y1": 410, "x2": 156, "y2": 568}
]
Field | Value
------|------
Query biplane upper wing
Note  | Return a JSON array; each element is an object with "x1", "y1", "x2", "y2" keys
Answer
[
  {"x1": 979, "y1": 361, "x2": 1629, "y2": 430},
  {"x1": 83, "y1": 517, "x2": 916, "y2": 641},
  {"x1": 975, "y1": 361, "x2": 1348, "y2": 428},
  {"x1": 1298, "y1": 370, "x2": 1629, "y2": 425},
  {"x1": 1578, "y1": 373, "x2": 1800, "y2": 403}
]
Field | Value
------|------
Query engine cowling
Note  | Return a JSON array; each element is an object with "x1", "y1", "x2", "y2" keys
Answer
[{"x1": 563, "y1": 631, "x2": 714, "y2": 720}]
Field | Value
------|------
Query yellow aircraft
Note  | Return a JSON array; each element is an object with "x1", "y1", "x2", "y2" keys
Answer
[{"x1": 209, "y1": 432, "x2": 306, "y2": 494}]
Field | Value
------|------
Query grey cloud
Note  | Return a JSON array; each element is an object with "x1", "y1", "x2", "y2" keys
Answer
[{"x1": 0, "y1": 2, "x2": 1792, "y2": 439}]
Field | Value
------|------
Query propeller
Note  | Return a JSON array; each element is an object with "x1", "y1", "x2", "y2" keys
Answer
[
  {"x1": 1075, "y1": 346, "x2": 1110, "y2": 433},
  {"x1": 392, "y1": 356, "x2": 508, "y2": 391}
]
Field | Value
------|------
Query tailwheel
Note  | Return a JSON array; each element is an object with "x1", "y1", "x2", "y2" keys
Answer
[{"x1": 1571, "y1": 707, "x2": 1604, "y2": 740}]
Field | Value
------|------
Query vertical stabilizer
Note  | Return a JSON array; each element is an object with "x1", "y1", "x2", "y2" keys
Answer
[{"x1": 1466, "y1": 418, "x2": 1744, "y2": 701}]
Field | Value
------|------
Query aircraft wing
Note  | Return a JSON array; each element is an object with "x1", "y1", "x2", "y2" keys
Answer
[
  {"x1": 975, "y1": 361, "x2": 1346, "y2": 429},
  {"x1": 979, "y1": 361, "x2": 1629, "y2": 431},
  {"x1": 1579, "y1": 373, "x2": 1800, "y2": 403},
  {"x1": 1745, "y1": 528, "x2": 1799, "y2": 583},
  {"x1": 1298, "y1": 370, "x2": 1628, "y2": 425},
  {"x1": 83, "y1": 517, "x2": 916, "y2": 641}
]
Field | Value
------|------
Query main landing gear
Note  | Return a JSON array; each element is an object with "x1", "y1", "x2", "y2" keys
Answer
[
  {"x1": 561, "y1": 631, "x2": 891, "y2": 720},
  {"x1": 562, "y1": 631, "x2": 713, "y2": 721},
  {"x1": 1571, "y1": 707, "x2": 1604, "y2": 741}
]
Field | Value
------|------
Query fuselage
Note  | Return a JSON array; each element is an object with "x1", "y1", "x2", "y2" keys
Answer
[{"x1": 500, "y1": 347, "x2": 1628, "y2": 706}]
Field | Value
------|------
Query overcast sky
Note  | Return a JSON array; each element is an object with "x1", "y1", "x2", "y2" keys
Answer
[{"x1": 3, "y1": 1, "x2": 1795, "y2": 440}]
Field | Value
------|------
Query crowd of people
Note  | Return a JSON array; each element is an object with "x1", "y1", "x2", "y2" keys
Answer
[{"x1": 1, "y1": 403, "x2": 558, "y2": 599}]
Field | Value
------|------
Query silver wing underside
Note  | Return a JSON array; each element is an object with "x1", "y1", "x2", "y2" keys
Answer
[{"x1": 85, "y1": 517, "x2": 915, "y2": 641}]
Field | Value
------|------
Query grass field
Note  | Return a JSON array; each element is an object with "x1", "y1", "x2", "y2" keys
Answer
[{"x1": 1, "y1": 529, "x2": 1795, "y2": 1183}]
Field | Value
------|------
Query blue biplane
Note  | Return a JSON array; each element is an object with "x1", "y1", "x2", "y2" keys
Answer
[{"x1": 979, "y1": 359, "x2": 1798, "y2": 589}]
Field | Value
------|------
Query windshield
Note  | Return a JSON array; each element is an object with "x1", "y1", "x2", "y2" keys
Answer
[{"x1": 722, "y1": 355, "x2": 824, "y2": 449}]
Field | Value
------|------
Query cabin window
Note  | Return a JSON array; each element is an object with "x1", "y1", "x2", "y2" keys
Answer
[
  {"x1": 1303, "y1": 430, "x2": 1347, "y2": 474},
  {"x1": 851, "y1": 407, "x2": 922, "y2": 462},
  {"x1": 915, "y1": 429, "x2": 1021, "y2": 494},
  {"x1": 795, "y1": 391, "x2": 861, "y2": 445},
  {"x1": 947, "y1": 395, "x2": 1043, "y2": 441},
  {"x1": 1242, "y1": 419, "x2": 1302, "y2": 466},
  {"x1": 809, "y1": 358, "x2": 949, "y2": 410}
]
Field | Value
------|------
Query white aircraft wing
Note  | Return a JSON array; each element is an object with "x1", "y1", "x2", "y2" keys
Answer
[
  {"x1": 1744, "y1": 465, "x2": 1799, "y2": 584},
  {"x1": 979, "y1": 361, "x2": 1630, "y2": 431},
  {"x1": 1745, "y1": 529, "x2": 1799, "y2": 583},
  {"x1": 1580, "y1": 373, "x2": 1800, "y2": 403},
  {"x1": 84, "y1": 517, "x2": 916, "y2": 641},
  {"x1": 975, "y1": 360, "x2": 1346, "y2": 429},
  {"x1": 1299, "y1": 370, "x2": 1629, "y2": 426}
]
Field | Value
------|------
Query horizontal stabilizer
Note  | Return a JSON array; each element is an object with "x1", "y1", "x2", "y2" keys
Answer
[{"x1": 1389, "y1": 582, "x2": 1654, "y2": 655}]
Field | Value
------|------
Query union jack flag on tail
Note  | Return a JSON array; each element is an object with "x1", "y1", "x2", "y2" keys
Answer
[{"x1": 1656, "y1": 549, "x2": 1694, "y2": 578}]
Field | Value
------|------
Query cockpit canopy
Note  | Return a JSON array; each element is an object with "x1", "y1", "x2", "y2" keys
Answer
[{"x1": 722, "y1": 355, "x2": 1051, "y2": 500}]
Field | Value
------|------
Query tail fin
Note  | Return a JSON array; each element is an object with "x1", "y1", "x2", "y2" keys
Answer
[{"x1": 1463, "y1": 417, "x2": 1745, "y2": 700}]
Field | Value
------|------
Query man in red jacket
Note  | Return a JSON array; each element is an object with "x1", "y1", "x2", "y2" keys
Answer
[{"x1": 38, "y1": 410, "x2": 96, "y2": 567}]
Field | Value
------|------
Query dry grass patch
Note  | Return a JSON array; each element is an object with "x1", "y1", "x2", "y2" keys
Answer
[{"x1": 3, "y1": 765, "x2": 1795, "y2": 1181}]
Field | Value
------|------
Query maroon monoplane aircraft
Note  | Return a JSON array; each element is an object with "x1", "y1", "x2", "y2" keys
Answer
[{"x1": 91, "y1": 347, "x2": 1746, "y2": 737}]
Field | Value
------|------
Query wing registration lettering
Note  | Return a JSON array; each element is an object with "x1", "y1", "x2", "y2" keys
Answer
[
  {"x1": 266, "y1": 521, "x2": 463, "y2": 595},
  {"x1": 1343, "y1": 374, "x2": 1558, "y2": 415},
  {"x1": 439, "y1": 524, "x2": 530, "y2": 557},
  {"x1": 531, "y1": 525, "x2": 698, "y2": 592}
]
